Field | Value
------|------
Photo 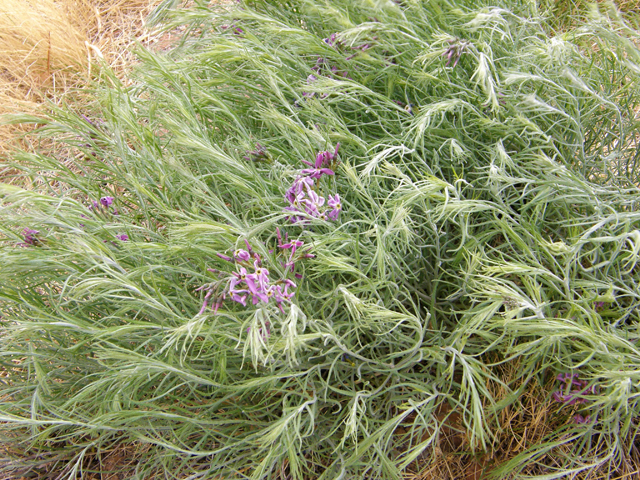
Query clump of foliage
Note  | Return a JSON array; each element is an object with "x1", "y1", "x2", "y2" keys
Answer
[{"x1": 1, "y1": 0, "x2": 640, "y2": 478}]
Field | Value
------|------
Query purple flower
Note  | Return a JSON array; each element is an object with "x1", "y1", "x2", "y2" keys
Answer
[
  {"x1": 100, "y1": 196, "x2": 114, "y2": 207},
  {"x1": 285, "y1": 176, "x2": 315, "y2": 204},
  {"x1": 253, "y1": 261, "x2": 270, "y2": 290},
  {"x1": 243, "y1": 143, "x2": 268, "y2": 162},
  {"x1": 116, "y1": 234, "x2": 129, "y2": 241},
  {"x1": 300, "y1": 144, "x2": 340, "y2": 178},
  {"x1": 231, "y1": 293, "x2": 247, "y2": 306},
  {"x1": 234, "y1": 249, "x2": 251, "y2": 262},
  {"x1": 303, "y1": 190, "x2": 325, "y2": 216},
  {"x1": 272, "y1": 283, "x2": 295, "y2": 312},
  {"x1": 22, "y1": 228, "x2": 40, "y2": 246},
  {"x1": 327, "y1": 194, "x2": 342, "y2": 220},
  {"x1": 279, "y1": 239, "x2": 305, "y2": 269},
  {"x1": 553, "y1": 372, "x2": 598, "y2": 408},
  {"x1": 228, "y1": 278, "x2": 248, "y2": 306},
  {"x1": 217, "y1": 253, "x2": 234, "y2": 262},
  {"x1": 324, "y1": 33, "x2": 339, "y2": 47},
  {"x1": 279, "y1": 239, "x2": 304, "y2": 253},
  {"x1": 234, "y1": 267, "x2": 257, "y2": 293},
  {"x1": 574, "y1": 414, "x2": 591, "y2": 425}
]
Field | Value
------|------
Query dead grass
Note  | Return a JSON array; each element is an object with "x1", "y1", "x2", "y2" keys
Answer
[
  {"x1": 0, "y1": 0, "x2": 164, "y2": 155},
  {"x1": 402, "y1": 358, "x2": 640, "y2": 480}
]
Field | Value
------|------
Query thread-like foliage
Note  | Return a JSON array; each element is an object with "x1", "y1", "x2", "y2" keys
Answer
[{"x1": 1, "y1": 0, "x2": 640, "y2": 478}]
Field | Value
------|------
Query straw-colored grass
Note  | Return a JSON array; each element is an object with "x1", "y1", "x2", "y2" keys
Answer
[{"x1": 0, "y1": 0, "x2": 162, "y2": 155}]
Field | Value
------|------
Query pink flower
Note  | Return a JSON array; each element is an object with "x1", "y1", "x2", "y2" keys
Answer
[
  {"x1": 279, "y1": 239, "x2": 304, "y2": 261},
  {"x1": 230, "y1": 293, "x2": 247, "y2": 306},
  {"x1": 327, "y1": 194, "x2": 342, "y2": 220},
  {"x1": 253, "y1": 261, "x2": 270, "y2": 290},
  {"x1": 302, "y1": 190, "x2": 325, "y2": 217},
  {"x1": 234, "y1": 249, "x2": 251, "y2": 262},
  {"x1": 300, "y1": 144, "x2": 340, "y2": 178},
  {"x1": 234, "y1": 267, "x2": 258, "y2": 295},
  {"x1": 285, "y1": 176, "x2": 315, "y2": 204},
  {"x1": 574, "y1": 414, "x2": 590, "y2": 424},
  {"x1": 217, "y1": 253, "x2": 234, "y2": 262},
  {"x1": 100, "y1": 196, "x2": 114, "y2": 207}
]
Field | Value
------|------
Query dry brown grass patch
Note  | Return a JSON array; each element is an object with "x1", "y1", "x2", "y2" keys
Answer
[
  {"x1": 404, "y1": 359, "x2": 640, "y2": 480},
  {"x1": 0, "y1": 0, "x2": 163, "y2": 155}
]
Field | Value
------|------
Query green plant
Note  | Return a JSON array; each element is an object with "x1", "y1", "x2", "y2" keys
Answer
[{"x1": 1, "y1": 0, "x2": 640, "y2": 478}]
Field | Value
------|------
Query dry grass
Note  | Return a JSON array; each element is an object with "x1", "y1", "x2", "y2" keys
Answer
[
  {"x1": 403, "y1": 358, "x2": 640, "y2": 480},
  {"x1": 0, "y1": 0, "x2": 163, "y2": 155}
]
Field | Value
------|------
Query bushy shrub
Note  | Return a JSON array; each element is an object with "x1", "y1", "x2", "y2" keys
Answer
[{"x1": 1, "y1": 0, "x2": 640, "y2": 478}]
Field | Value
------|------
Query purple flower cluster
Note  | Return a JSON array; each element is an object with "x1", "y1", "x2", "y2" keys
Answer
[
  {"x1": 198, "y1": 233, "x2": 313, "y2": 315},
  {"x1": 243, "y1": 143, "x2": 269, "y2": 162},
  {"x1": 553, "y1": 373, "x2": 598, "y2": 425},
  {"x1": 323, "y1": 31, "x2": 375, "y2": 61},
  {"x1": 284, "y1": 145, "x2": 342, "y2": 223},
  {"x1": 85, "y1": 195, "x2": 129, "y2": 242},
  {"x1": 311, "y1": 58, "x2": 349, "y2": 78},
  {"x1": 89, "y1": 196, "x2": 118, "y2": 216},
  {"x1": 276, "y1": 228, "x2": 315, "y2": 276},
  {"x1": 22, "y1": 228, "x2": 40, "y2": 247},
  {"x1": 553, "y1": 373, "x2": 597, "y2": 405},
  {"x1": 301, "y1": 74, "x2": 329, "y2": 101},
  {"x1": 324, "y1": 33, "x2": 340, "y2": 47},
  {"x1": 573, "y1": 414, "x2": 591, "y2": 425}
]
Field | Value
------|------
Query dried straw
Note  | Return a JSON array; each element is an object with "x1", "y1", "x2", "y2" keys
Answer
[{"x1": 0, "y1": 0, "x2": 163, "y2": 154}]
